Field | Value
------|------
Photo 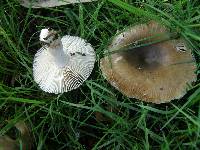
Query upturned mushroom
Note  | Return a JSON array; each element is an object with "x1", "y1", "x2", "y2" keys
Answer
[
  {"x1": 100, "y1": 21, "x2": 197, "y2": 104},
  {"x1": 20, "y1": 0, "x2": 97, "y2": 8},
  {"x1": 33, "y1": 28, "x2": 95, "y2": 93}
]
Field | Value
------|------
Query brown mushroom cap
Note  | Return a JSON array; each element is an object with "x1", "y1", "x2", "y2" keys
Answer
[
  {"x1": 0, "y1": 121, "x2": 32, "y2": 150},
  {"x1": 100, "y1": 21, "x2": 197, "y2": 104}
]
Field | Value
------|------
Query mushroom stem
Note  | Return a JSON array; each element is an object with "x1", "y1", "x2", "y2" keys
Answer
[
  {"x1": 39, "y1": 29, "x2": 69, "y2": 68},
  {"x1": 48, "y1": 39, "x2": 69, "y2": 68}
]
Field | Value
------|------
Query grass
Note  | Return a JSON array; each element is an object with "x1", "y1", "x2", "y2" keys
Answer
[{"x1": 0, "y1": 0, "x2": 200, "y2": 149}]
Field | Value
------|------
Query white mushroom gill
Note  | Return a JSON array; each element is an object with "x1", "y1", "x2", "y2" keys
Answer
[{"x1": 33, "y1": 28, "x2": 95, "y2": 93}]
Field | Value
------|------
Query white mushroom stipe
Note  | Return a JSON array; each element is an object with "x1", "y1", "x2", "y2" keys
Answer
[
  {"x1": 39, "y1": 28, "x2": 50, "y2": 42},
  {"x1": 33, "y1": 28, "x2": 96, "y2": 94}
]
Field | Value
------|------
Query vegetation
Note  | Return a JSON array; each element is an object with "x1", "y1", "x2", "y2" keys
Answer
[{"x1": 0, "y1": 0, "x2": 199, "y2": 149}]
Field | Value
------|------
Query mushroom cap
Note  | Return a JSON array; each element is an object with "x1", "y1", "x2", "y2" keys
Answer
[
  {"x1": 33, "y1": 29, "x2": 96, "y2": 94},
  {"x1": 100, "y1": 21, "x2": 197, "y2": 103},
  {"x1": 20, "y1": 0, "x2": 97, "y2": 8},
  {"x1": 0, "y1": 121, "x2": 32, "y2": 150}
]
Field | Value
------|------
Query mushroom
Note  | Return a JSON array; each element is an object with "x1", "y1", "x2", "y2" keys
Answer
[
  {"x1": 0, "y1": 121, "x2": 32, "y2": 150},
  {"x1": 33, "y1": 28, "x2": 95, "y2": 93},
  {"x1": 100, "y1": 21, "x2": 197, "y2": 104},
  {"x1": 20, "y1": 0, "x2": 97, "y2": 8}
]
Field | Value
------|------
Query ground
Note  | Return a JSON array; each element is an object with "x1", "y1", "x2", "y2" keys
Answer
[{"x1": 0, "y1": 0, "x2": 200, "y2": 149}]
